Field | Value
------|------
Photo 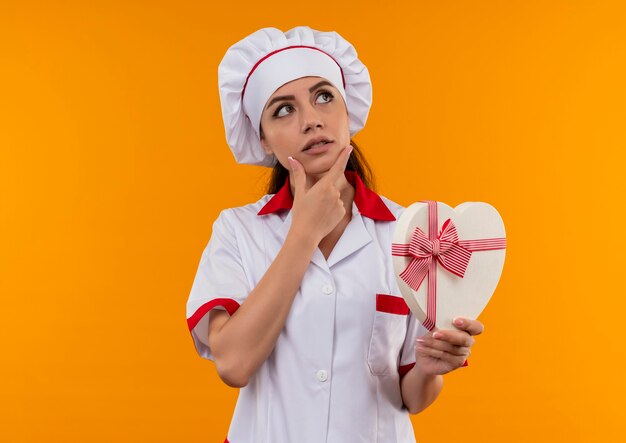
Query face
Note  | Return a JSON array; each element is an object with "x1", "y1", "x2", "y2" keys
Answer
[{"x1": 259, "y1": 76, "x2": 350, "y2": 177}]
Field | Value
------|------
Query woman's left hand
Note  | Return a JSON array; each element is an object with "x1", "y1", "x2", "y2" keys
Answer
[{"x1": 414, "y1": 317, "x2": 484, "y2": 376}]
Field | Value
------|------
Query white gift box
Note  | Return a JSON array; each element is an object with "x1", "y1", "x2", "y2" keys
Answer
[{"x1": 392, "y1": 201, "x2": 507, "y2": 331}]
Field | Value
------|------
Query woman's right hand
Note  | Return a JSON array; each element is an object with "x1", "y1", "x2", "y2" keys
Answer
[{"x1": 287, "y1": 145, "x2": 353, "y2": 244}]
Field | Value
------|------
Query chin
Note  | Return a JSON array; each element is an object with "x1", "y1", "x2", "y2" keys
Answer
[
  {"x1": 306, "y1": 145, "x2": 346, "y2": 168},
  {"x1": 302, "y1": 156, "x2": 337, "y2": 175}
]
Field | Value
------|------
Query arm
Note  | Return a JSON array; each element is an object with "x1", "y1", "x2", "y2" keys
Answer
[
  {"x1": 400, "y1": 368, "x2": 443, "y2": 414},
  {"x1": 208, "y1": 228, "x2": 318, "y2": 387},
  {"x1": 397, "y1": 314, "x2": 443, "y2": 414},
  {"x1": 208, "y1": 146, "x2": 353, "y2": 388}
]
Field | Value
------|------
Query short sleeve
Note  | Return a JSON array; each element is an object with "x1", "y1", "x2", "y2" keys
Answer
[
  {"x1": 398, "y1": 313, "x2": 429, "y2": 378},
  {"x1": 186, "y1": 210, "x2": 251, "y2": 360}
]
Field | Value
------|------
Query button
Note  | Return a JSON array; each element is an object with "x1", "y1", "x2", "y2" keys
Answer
[
  {"x1": 322, "y1": 284, "x2": 334, "y2": 294},
  {"x1": 316, "y1": 369, "x2": 328, "y2": 382}
]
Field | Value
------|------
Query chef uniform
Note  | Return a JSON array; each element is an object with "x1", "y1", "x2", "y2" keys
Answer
[{"x1": 186, "y1": 26, "x2": 428, "y2": 443}]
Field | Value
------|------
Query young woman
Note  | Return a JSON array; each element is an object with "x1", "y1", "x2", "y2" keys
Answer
[{"x1": 186, "y1": 26, "x2": 484, "y2": 443}]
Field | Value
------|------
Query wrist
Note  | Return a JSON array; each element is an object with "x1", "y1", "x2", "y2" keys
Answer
[
  {"x1": 411, "y1": 364, "x2": 440, "y2": 382},
  {"x1": 285, "y1": 226, "x2": 320, "y2": 251}
]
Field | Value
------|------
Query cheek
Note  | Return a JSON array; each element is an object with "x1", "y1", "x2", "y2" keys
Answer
[
  {"x1": 261, "y1": 130, "x2": 292, "y2": 163},
  {"x1": 263, "y1": 118, "x2": 299, "y2": 146},
  {"x1": 338, "y1": 113, "x2": 351, "y2": 141},
  {"x1": 265, "y1": 131, "x2": 289, "y2": 152}
]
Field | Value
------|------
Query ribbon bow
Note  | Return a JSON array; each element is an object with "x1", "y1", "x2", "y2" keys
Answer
[{"x1": 393, "y1": 219, "x2": 472, "y2": 292}]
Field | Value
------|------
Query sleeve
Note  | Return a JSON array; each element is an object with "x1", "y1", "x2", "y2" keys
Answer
[
  {"x1": 186, "y1": 210, "x2": 251, "y2": 360},
  {"x1": 398, "y1": 312, "x2": 429, "y2": 378}
]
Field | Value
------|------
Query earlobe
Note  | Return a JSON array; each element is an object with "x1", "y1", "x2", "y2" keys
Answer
[{"x1": 260, "y1": 137, "x2": 273, "y2": 155}]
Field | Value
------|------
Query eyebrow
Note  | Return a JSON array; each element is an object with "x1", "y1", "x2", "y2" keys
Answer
[{"x1": 264, "y1": 80, "x2": 334, "y2": 110}]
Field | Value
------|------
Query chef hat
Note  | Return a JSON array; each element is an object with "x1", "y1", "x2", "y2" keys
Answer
[{"x1": 218, "y1": 26, "x2": 372, "y2": 166}]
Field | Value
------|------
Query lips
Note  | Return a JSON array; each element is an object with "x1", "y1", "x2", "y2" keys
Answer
[{"x1": 302, "y1": 136, "x2": 333, "y2": 151}]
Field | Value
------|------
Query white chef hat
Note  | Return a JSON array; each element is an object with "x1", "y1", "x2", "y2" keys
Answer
[{"x1": 218, "y1": 26, "x2": 372, "y2": 166}]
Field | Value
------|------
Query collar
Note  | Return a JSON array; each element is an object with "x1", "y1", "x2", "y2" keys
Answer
[{"x1": 257, "y1": 170, "x2": 396, "y2": 221}]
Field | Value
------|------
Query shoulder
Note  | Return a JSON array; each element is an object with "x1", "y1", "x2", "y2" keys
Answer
[{"x1": 216, "y1": 194, "x2": 275, "y2": 229}]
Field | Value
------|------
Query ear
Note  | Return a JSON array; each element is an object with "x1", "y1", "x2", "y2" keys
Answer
[{"x1": 260, "y1": 135, "x2": 273, "y2": 156}]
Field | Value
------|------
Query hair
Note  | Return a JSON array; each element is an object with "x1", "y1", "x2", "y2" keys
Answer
[{"x1": 265, "y1": 138, "x2": 376, "y2": 194}]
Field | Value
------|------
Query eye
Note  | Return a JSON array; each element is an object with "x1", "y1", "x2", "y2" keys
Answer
[
  {"x1": 316, "y1": 90, "x2": 334, "y2": 104},
  {"x1": 273, "y1": 104, "x2": 294, "y2": 118}
]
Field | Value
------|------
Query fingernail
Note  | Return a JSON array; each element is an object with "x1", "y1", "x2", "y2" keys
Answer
[
  {"x1": 454, "y1": 318, "x2": 463, "y2": 326},
  {"x1": 416, "y1": 338, "x2": 425, "y2": 343},
  {"x1": 432, "y1": 332, "x2": 441, "y2": 339}
]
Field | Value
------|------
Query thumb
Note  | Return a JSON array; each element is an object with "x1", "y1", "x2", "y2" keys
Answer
[{"x1": 288, "y1": 156, "x2": 307, "y2": 196}]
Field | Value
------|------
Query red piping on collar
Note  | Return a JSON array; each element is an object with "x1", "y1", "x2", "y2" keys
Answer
[{"x1": 257, "y1": 170, "x2": 396, "y2": 221}]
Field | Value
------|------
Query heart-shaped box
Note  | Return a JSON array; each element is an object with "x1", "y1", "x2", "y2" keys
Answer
[{"x1": 392, "y1": 201, "x2": 506, "y2": 331}]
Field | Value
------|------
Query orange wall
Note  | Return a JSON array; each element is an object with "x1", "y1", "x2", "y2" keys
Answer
[{"x1": 1, "y1": 1, "x2": 624, "y2": 441}]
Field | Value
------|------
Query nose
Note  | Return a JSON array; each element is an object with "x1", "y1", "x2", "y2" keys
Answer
[{"x1": 300, "y1": 103, "x2": 324, "y2": 133}]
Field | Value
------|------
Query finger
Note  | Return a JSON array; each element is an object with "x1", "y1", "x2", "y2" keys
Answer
[
  {"x1": 432, "y1": 330, "x2": 474, "y2": 347},
  {"x1": 288, "y1": 156, "x2": 308, "y2": 195},
  {"x1": 452, "y1": 317, "x2": 484, "y2": 336},
  {"x1": 416, "y1": 337, "x2": 469, "y2": 357},
  {"x1": 323, "y1": 144, "x2": 353, "y2": 182},
  {"x1": 416, "y1": 343, "x2": 466, "y2": 364},
  {"x1": 418, "y1": 335, "x2": 470, "y2": 356}
]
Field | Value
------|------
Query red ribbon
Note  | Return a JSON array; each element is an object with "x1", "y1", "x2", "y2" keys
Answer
[
  {"x1": 392, "y1": 218, "x2": 472, "y2": 291},
  {"x1": 392, "y1": 201, "x2": 506, "y2": 331}
]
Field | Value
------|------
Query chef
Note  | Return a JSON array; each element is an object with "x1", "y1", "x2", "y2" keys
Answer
[{"x1": 186, "y1": 26, "x2": 483, "y2": 443}]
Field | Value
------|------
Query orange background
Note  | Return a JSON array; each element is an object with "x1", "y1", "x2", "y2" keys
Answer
[{"x1": 1, "y1": 1, "x2": 624, "y2": 441}]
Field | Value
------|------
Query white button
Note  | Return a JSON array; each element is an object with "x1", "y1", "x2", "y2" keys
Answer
[
  {"x1": 322, "y1": 284, "x2": 334, "y2": 294},
  {"x1": 316, "y1": 369, "x2": 328, "y2": 382}
]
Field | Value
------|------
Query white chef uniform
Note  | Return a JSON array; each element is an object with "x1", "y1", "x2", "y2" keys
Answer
[{"x1": 186, "y1": 171, "x2": 429, "y2": 443}]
